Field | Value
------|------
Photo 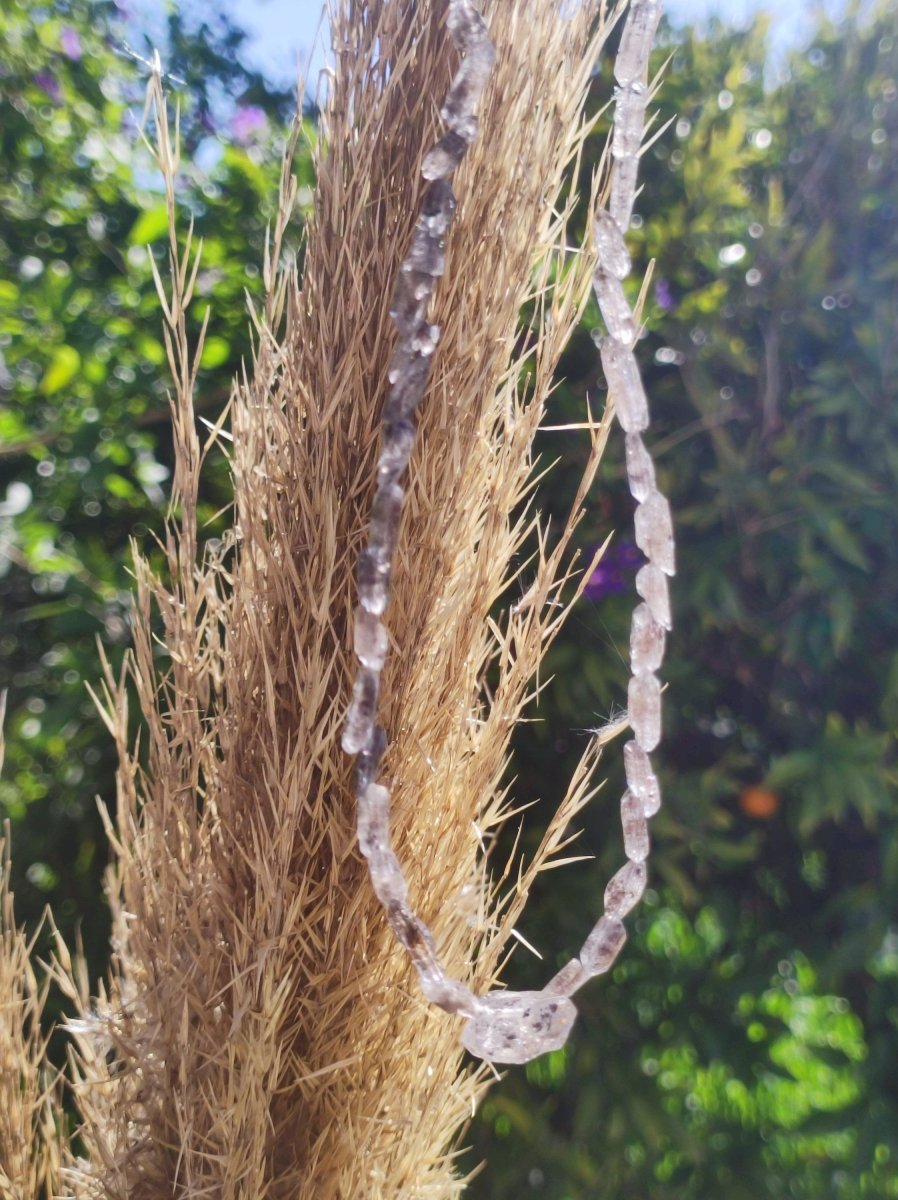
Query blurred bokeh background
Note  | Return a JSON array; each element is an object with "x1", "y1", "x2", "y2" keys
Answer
[{"x1": 1, "y1": 0, "x2": 896, "y2": 1196}]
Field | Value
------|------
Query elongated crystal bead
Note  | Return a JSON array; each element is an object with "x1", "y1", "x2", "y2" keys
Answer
[
  {"x1": 603, "y1": 859, "x2": 648, "y2": 919},
  {"x1": 580, "y1": 916, "x2": 627, "y2": 976},
  {"x1": 621, "y1": 789, "x2": 650, "y2": 862},
  {"x1": 628, "y1": 670, "x2": 661, "y2": 752}
]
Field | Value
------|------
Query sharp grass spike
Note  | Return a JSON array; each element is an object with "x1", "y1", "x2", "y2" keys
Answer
[{"x1": 342, "y1": 0, "x2": 669, "y2": 1065}]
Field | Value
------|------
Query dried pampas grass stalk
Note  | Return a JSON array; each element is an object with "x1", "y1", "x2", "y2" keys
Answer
[
  {"x1": 1, "y1": 807, "x2": 70, "y2": 1196},
  {"x1": 41, "y1": 1, "x2": 665, "y2": 1196}
]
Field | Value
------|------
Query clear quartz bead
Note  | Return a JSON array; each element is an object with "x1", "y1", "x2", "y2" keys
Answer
[
  {"x1": 593, "y1": 208, "x2": 631, "y2": 280},
  {"x1": 628, "y1": 670, "x2": 661, "y2": 752},
  {"x1": 625, "y1": 431, "x2": 656, "y2": 503},
  {"x1": 612, "y1": 84, "x2": 646, "y2": 160},
  {"x1": 580, "y1": 915, "x2": 627, "y2": 976},
  {"x1": 616, "y1": 1, "x2": 662, "y2": 86},
  {"x1": 419, "y1": 969, "x2": 475, "y2": 1015},
  {"x1": 634, "y1": 490, "x2": 675, "y2": 576},
  {"x1": 623, "y1": 738, "x2": 661, "y2": 816},
  {"x1": 421, "y1": 130, "x2": 467, "y2": 180},
  {"x1": 635, "y1": 563, "x2": 671, "y2": 630},
  {"x1": 600, "y1": 337, "x2": 649, "y2": 432},
  {"x1": 357, "y1": 782, "x2": 390, "y2": 856},
  {"x1": 368, "y1": 847, "x2": 408, "y2": 906},
  {"x1": 621, "y1": 789, "x2": 650, "y2": 862},
  {"x1": 597, "y1": 273, "x2": 636, "y2": 345},
  {"x1": 354, "y1": 607, "x2": 389, "y2": 670},
  {"x1": 544, "y1": 957, "x2": 589, "y2": 997},
  {"x1": 603, "y1": 859, "x2": 647, "y2": 919},
  {"x1": 341, "y1": 669, "x2": 378, "y2": 753},
  {"x1": 461, "y1": 990, "x2": 576, "y2": 1065},
  {"x1": 630, "y1": 602, "x2": 665, "y2": 674}
]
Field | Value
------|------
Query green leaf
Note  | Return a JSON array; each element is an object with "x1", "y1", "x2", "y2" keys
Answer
[
  {"x1": 40, "y1": 344, "x2": 81, "y2": 395},
  {"x1": 104, "y1": 473, "x2": 138, "y2": 501},
  {"x1": 128, "y1": 205, "x2": 169, "y2": 246},
  {"x1": 200, "y1": 336, "x2": 231, "y2": 369}
]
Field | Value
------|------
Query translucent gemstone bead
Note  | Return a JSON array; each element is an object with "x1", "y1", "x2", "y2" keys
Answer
[
  {"x1": 623, "y1": 738, "x2": 661, "y2": 817},
  {"x1": 419, "y1": 179, "x2": 456, "y2": 235},
  {"x1": 357, "y1": 549, "x2": 390, "y2": 615},
  {"x1": 580, "y1": 916, "x2": 627, "y2": 976},
  {"x1": 635, "y1": 563, "x2": 671, "y2": 630},
  {"x1": 370, "y1": 481, "x2": 404, "y2": 559},
  {"x1": 603, "y1": 859, "x2": 647, "y2": 919},
  {"x1": 419, "y1": 969, "x2": 476, "y2": 1015},
  {"x1": 421, "y1": 130, "x2": 468, "y2": 180},
  {"x1": 610, "y1": 157, "x2": 639, "y2": 232},
  {"x1": 354, "y1": 607, "x2": 389, "y2": 670},
  {"x1": 461, "y1": 991, "x2": 577, "y2": 1065},
  {"x1": 406, "y1": 227, "x2": 446, "y2": 279},
  {"x1": 625, "y1": 431, "x2": 656, "y2": 502},
  {"x1": 611, "y1": 84, "x2": 647, "y2": 159},
  {"x1": 621, "y1": 789, "x2": 650, "y2": 862},
  {"x1": 383, "y1": 347, "x2": 431, "y2": 422},
  {"x1": 628, "y1": 671, "x2": 661, "y2": 752},
  {"x1": 544, "y1": 957, "x2": 589, "y2": 997},
  {"x1": 615, "y1": 1, "x2": 662, "y2": 86},
  {"x1": 597, "y1": 273, "x2": 636, "y2": 346},
  {"x1": 368, "y1": 847, "x2": 408, "y2": 907},
  {"x1": 341, "y1": 668, "x2": 379, "y2": 753},
  {"x1": 357, "y1": 782, "x2": 390, "y2": 856},
  {"x1": 354, "y1": 724, "x2": 386, "y2": 795},
  {"x1": 634, "y1": 490, "x2": 675, "y2": 576},
  {"x1": 390, "y1": 272, "x2": 429, "y2": 336},
  {"x1": 379, "y1": 418, "x2": 415, "y2": 480},
  {"x1": 593, "y1": 208, "x2": 631, "y2": 280},
  {"x1": 600, "y1": 337, "x2": 649, "y2": 432},
  {"x1": 630, "y1": 602, "x2": 665, "y2": 674}
]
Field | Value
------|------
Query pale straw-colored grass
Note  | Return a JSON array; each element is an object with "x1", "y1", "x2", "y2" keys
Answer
[
  {"x1": 1, "y1": 692, "x2": 70, "y2": 1198},
  {"x1": 41, "y1": 2, "x2": 640, "y2": 1197}
]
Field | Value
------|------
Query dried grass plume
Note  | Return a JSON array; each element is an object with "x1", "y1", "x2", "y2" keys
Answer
[{"x1": 1, "y1": 2, "x2": 669, "y2": 1197}]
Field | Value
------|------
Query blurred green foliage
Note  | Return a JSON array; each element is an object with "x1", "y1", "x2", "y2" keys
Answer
[
  {"x1": 2, "y1": 1, "x2": 897, "y2": 1196},
  {"x1": 466, "y1": 7, "x2": 898, "y2": 1198}
]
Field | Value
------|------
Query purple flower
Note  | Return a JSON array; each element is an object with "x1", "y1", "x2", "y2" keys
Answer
[
  {"x1": 60, "y1": 27, "x2": 82, "y2": 60},
  {"x1": 654, "y1": 278, "x2": 675, "y2": 311},
  {"x1": 584, "y1": 538, "x2": 642, "y2": 601},
  {"x1": 231, "y1": 105, "x2": 267, "y2": 146},
  {"x1": 34, "y1": 71, "x2": 62, "y2": 102}
]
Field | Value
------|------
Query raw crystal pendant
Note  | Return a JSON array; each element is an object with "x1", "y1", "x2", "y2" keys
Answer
[{"x1": 461, "y1": 991, "x2": 577, "y2": 1065}]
